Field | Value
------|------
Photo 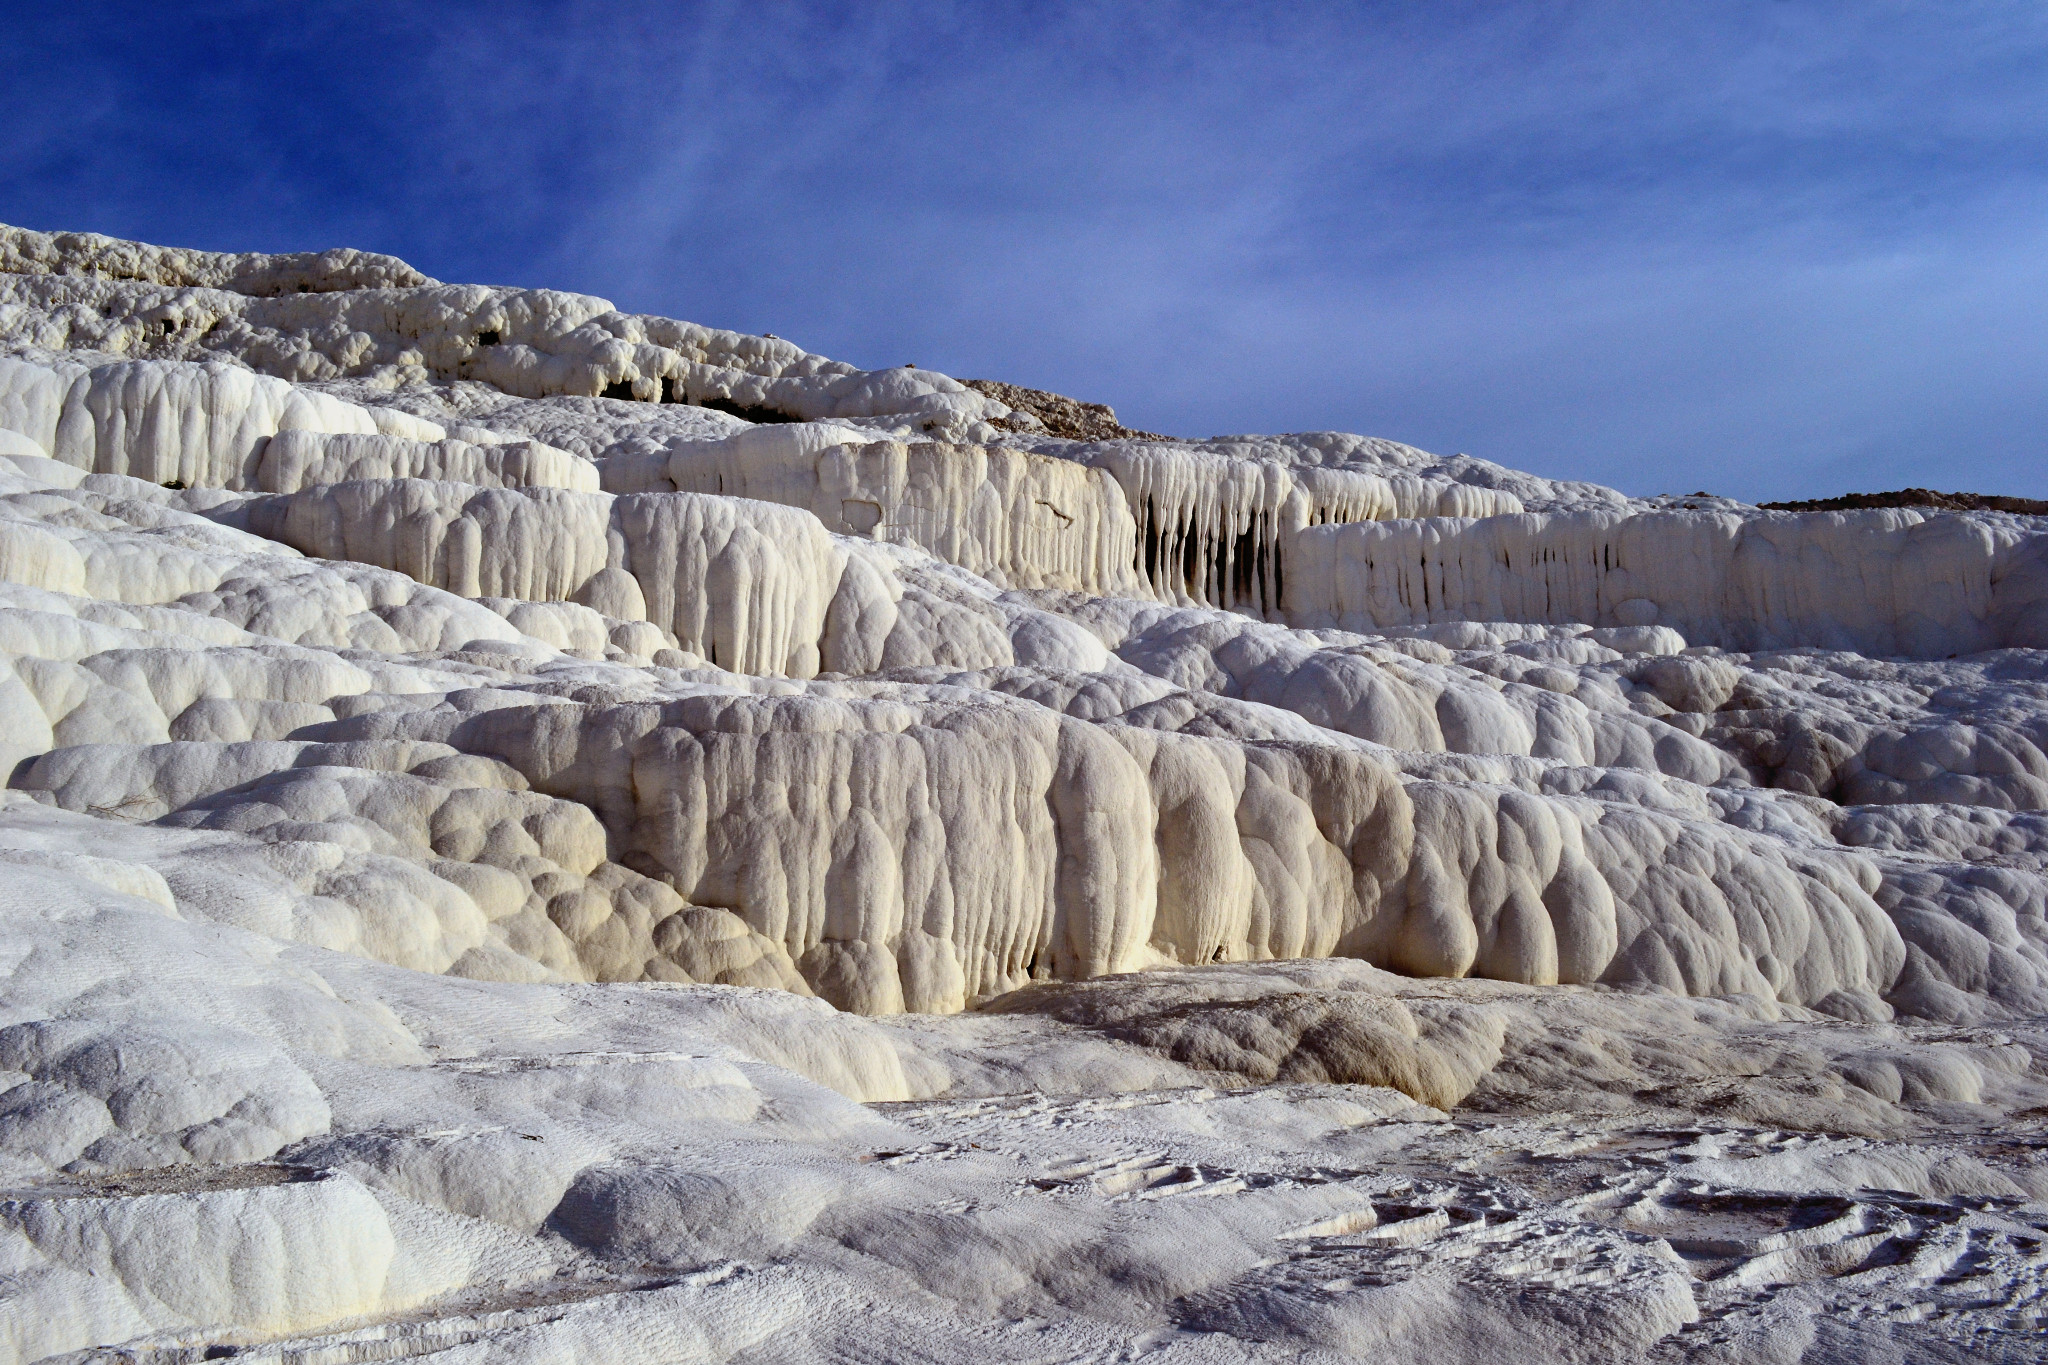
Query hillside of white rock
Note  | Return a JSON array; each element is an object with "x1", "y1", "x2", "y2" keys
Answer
[{"x1": 0, "y1": 223, "x2": 2039, "y2": 1362}]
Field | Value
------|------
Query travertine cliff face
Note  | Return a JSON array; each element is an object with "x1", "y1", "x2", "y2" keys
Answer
[{"x1": 0, "y1": 225, "x2": 2040, "y2": 1363}]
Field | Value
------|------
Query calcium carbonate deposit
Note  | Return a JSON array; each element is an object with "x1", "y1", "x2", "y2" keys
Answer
[{"x1": 0, "y1": 223, "x2": 2041, "y2": 1363}]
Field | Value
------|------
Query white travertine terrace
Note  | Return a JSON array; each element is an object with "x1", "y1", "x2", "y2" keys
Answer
[
  {"x1": 0, "y1": 224, "x2": 2040, "y2": 1362},
  {"x1": 1290, "y1": 506, "x2": 2048, "y2": 657}
]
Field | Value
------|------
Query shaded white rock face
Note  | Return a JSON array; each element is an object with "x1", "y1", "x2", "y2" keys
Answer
[
  {"x1": 1289, "y1": 506, "x2": 2048, "y2": 657},
  {"x1": 0, "y1": 224, "x2": 2041, "y2": 1362}
]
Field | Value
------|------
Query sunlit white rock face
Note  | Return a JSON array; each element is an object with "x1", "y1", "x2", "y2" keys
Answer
[{"x1": 0, "y1": 223, "x2": 2040, "y2": 1363}]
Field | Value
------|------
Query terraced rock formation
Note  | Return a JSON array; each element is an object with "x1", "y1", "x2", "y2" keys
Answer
[{"x1": 0, "y1": 224, "x2": 2040, "y2": 1363}]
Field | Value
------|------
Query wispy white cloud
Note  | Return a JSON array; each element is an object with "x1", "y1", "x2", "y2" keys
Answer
[{"x1": 2, "y1": 1, "x2": 2044, "y2": 499}]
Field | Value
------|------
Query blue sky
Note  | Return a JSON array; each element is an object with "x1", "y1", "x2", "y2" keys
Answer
[{"x1": 4, "y1": 2, "x2": 2044, "y2": 502}]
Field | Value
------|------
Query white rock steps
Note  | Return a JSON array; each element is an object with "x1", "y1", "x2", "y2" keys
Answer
[
  {"x1": 0, "y1": 223, "x2": 2043, "y2": 1036},
  {"x1": 1290, "y1": 505, "x2": 2048, "y2": 656},
  {"x1": 0, "y1": 223, "x2": 1012, "y2": 433},
  {"x1": 0, "y1": 225, "x2": 2044, "y2": 1362},
  {"x1": 9, "y1": 344, "x2": 2042, "y2": 663}
]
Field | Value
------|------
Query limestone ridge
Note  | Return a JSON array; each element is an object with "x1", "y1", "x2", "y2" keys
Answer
[
  {"x1": 0, "y1": 218, "x2": 2043, "y2": 1024},
  {"x1": 0, "y1": 223, "x2": 2042, "y2": 1360}
]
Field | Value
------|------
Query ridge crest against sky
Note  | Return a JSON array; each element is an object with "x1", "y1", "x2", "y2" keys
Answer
[{"x1": 4, "y1": 1, "x2": 2043, "y2": 503}]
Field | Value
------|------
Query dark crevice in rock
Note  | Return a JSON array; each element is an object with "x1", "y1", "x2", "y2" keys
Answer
[{"x1": 697, "y1": 396, "x2": 798, "y2": 424}]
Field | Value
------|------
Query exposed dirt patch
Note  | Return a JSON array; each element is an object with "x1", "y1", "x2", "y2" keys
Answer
[
  {"x1": 1, "y1": 1161, "x2": 319, "y2": 1201},
  {"x1": 1760, "y1": 488, "x2": 2048, "y2": 515},
  {"x1": 961, "y1": 378, "x2": 1168, "y2": 442}
]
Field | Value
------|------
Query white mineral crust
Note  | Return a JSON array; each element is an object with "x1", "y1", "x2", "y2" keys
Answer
[{"x1": 0, "y1": 224, "x2": 2038, "y2": 1362}]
